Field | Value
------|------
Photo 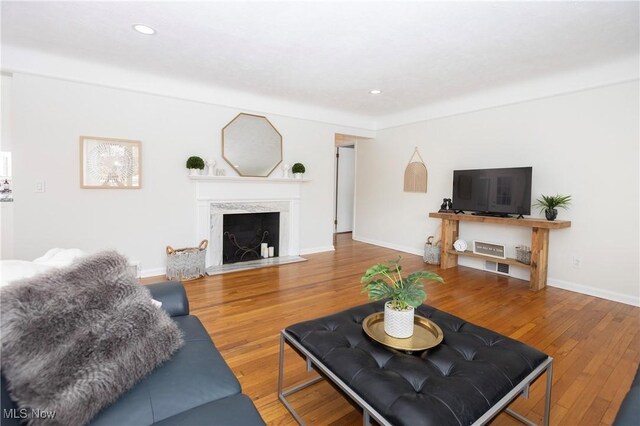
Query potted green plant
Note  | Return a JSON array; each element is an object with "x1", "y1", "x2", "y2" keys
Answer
[
  {"x1": 291, "y1": 163, "x2": 305, "y2": 179},
  {"x1": 361, "y1": 257, "x2": 443, "y2": 338},
  {"x1": 186, "y1": 156, "x2": 205, "y2": 176},
  {"x1": 533, "y1": 194, "x2": 571, "y2": 221}
]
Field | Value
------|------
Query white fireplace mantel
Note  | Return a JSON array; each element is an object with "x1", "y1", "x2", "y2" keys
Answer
[
  {"x1": 191, "y1": 177, "x2": 308, "y2": 268},
  {"x1": 189, "y1": 175, "x2": 310, "y2": 183}
]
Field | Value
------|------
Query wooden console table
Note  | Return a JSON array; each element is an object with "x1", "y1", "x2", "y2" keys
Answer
[{"x1": 429, "y1": 212, "x2": 571, "y2": 291}]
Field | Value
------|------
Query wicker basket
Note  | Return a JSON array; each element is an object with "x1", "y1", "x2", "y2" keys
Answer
[
  {"x1": 166, "y1": 240, "x2": 208, "y2": 281},
  {"x1": 515, "y1": 245, "x2": 531, "y2": 265},
  {"x1": 424, "y1": 236, "x2": 441, "y2": 265}
]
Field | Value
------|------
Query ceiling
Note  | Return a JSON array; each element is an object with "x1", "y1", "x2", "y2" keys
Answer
[{"x1": 2, "y1": 1, "x2": 639, "y2": 118}]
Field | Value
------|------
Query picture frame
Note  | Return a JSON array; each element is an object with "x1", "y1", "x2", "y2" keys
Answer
[
  {"x1": 80, "y1": 136, "x2": 141, "y2": 189},
  {"x1": 473, "y1": 240, "x2": 506, "y2": 259}
]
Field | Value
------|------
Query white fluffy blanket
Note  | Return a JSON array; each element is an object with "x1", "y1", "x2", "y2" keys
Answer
[{"x1": 0, "y1": 248, "x2": 87, "y2": 287}]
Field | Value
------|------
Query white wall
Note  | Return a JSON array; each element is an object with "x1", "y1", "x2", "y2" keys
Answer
[
  {"x1": 8, "y1": 73, "x2": 373, "y2": 274},
  {"x1": 1, "y1": 74, "x2": 15, "y2": 259},
  {"x1": 355, "y1": 81, "x2": 640, "y2": 306}
]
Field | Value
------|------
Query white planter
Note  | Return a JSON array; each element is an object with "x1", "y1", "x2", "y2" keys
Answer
[
  {"x1": 384, "y1": 301, "x2": 414, "y2": 338},
  {"x1": 293, "y1": 173, "x2": 304, "y2": 179},
  {"x1": 189, "y1": 168, "x2": 201, "y2": 176}
]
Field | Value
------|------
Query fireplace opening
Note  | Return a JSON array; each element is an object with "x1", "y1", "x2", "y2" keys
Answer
[{"x1": 222, "y1": 212, "x2": 280, "y2": 264}]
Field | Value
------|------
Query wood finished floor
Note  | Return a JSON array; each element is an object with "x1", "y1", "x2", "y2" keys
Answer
[{"x1": 144, "y1": 234, "x2": 639, "y2": 425}]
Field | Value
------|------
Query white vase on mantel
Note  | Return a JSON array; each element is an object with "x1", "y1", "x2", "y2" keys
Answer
[
  {"x1": 293, "y1": 173, "x2": 304, "y2": 179},
  {"x1": 384, "y1": 301, "x2": 415, "y2": 338},
  {"x1": 189, "y1": 168, "x2": 200, "y2": 176}
]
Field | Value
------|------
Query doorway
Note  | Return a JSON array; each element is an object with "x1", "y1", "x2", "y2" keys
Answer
[{"x1": 335, "y1": 145, "x2": 355, "y2": 234}]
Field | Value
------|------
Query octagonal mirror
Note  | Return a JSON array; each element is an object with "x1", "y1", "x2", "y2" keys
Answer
[{"x1": 222, "y1": 113, "x2": 283, "y2": 177}]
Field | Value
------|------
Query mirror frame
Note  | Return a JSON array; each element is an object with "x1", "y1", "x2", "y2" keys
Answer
[{"x1": 221, "y1": 113, "x2": 283, "y2": 177}]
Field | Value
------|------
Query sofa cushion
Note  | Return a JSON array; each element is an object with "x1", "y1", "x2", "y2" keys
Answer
[
  {"x1": 91, "y1": 315, "x2": 242, "y2": 425},
  {"x1": 154, "y1": 394, "x2": 265, "y2": 426}
]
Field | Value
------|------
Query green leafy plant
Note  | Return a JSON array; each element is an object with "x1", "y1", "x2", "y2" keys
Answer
[
  {"x1": 361, "y1": 257, "x2": 444, "y2": 310},
  {"x1": 186, "y1": 156, "x2": 205, "y2": 170},
  {"x1": 292, "y1": 163, "x2": 306, "y2": 174},
  {"x1": 533, "y1": 194, "x2": 572, "y2": 212}
]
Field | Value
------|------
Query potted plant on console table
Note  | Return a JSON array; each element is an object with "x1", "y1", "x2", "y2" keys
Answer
[
  {"x1": 533, "y1": 194, "x2": 572, "y2": 221},
  {"x1": 361, "y1": 257, "x2": 443, "y2": 338}
]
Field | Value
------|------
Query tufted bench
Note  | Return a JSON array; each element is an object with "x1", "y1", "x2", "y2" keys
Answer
[{"x1": 278, "y1": 301, "x2": 552, "y2": 426}]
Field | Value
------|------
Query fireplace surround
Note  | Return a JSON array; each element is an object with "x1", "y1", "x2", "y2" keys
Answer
[{"x1": 192, "y1": 176, "x2": 305, "y2": 270}]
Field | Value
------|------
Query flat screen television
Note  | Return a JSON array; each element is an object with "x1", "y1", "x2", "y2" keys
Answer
[{"x1": 452, "y1": 167, "x2": 532, "y2": 217}]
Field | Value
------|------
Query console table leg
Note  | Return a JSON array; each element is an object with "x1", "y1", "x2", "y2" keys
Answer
[
  {"x1": 440, "y1": 219, "x2": 459, "y2": 268},
  {"x1": 530, "y1": 228, "x2": 549, "y2": 291}
]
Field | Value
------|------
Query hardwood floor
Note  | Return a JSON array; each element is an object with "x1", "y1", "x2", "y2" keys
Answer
[{"x1": 144, "y1": 234, "x2": 639, "y2": 425}]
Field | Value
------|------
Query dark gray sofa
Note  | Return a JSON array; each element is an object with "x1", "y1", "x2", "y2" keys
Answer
[
  {"x1": 614, "y1": 366, "x2": 640, "y2": 426},
  {"x1": 1, "y1": 281, "x2": 264, "y2": 426}
]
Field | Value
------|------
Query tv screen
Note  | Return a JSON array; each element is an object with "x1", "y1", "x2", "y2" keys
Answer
[{"x1": 452, "y1": 167, "x2": 532, "y2": 216}]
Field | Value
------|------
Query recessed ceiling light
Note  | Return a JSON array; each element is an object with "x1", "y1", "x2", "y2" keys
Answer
[
  {"x1": 132, "y1": 24, "x2": 156, "y2": 35},
  {"x1": 369, "y1": 89, "x2": 382, "y2": 95}
]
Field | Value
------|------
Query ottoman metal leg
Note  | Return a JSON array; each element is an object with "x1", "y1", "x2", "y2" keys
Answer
[{"x1": 278, "y1": 331, "x2": 390, "y2": 426}]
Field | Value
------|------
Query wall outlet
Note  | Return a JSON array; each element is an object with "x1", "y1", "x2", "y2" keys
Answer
[{"x1": 572, "y1": 255, "x2": 582, "y2": 269}]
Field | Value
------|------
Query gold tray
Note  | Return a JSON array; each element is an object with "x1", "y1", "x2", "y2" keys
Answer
[{"x1": 362, "y1": 312, "x2": 444, "y2": 352}]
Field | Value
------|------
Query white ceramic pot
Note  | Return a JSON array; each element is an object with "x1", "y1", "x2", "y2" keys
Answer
[
  {"x1": 384, "y1": 301, "x2": 414, "y2": 338},
  {"x1": 189, "y1": 168, "x2": 200, "y2": 176},
  {"x1": 293, "y1": 173, "x2": 303, "y2": 179}
]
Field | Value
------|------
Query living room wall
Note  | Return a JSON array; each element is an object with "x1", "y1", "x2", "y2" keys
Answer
[
  {"x1": 7, "y1": 73, "x2": 373, "y2": 275},
  {"x1": 354, "y1": 81, "x2": 639, "y2": 306}
]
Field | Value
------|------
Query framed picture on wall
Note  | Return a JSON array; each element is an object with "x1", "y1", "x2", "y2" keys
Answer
[{"x1": 80, "y1": 136, "x2": 141, "y2": 189}]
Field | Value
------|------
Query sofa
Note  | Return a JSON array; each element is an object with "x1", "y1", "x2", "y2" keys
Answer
[
  {"x1": 1, "y1": 281, "x2": 265, "y2": 426},
  {"x1": 614, "y1": 366, "x2": 640, "y2": 425}
]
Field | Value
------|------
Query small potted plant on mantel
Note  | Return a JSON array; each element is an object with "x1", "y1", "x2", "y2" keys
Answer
[
  {"x1": 361, "y1": 257, "x2": 443, "y2": 339},
  {"x1": 186, "y1": 156, "x2": 205, "y2": 176},
  {"x1": 533, "y1": 194, "x2": 571, "y2": 221},
  {"x1": 291, "y1": 163, "x2": 306, "y2": 179}
]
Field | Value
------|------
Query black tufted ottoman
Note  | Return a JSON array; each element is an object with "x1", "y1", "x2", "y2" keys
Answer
[{"x1": 278, "y1": 301, "x2": 552, "y2": 426}]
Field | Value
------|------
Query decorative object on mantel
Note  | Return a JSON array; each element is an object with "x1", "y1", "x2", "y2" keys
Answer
[
  {"x1": 438, "y1": 198, "x2": 454, "y2": 213},
  {"x1": 80, "y1": 136, "x2": 141, "y2": 189},
  {"x1": 205, "y1": 158, "x2": 216, "y2": 176},
  {"x1": 222, "y1": 113, "x2": 283, "y2": 177},
  {"x1": 403, "y1": 146, "x2": 428, "y2": 193},
  {"x1": 533, "y1": 194, "x2": 572, "y2": 221},
  {"x1": 424, "y1": 236, "x2": 441, "y2": 265},
  {"x1": 166, "y1": 240, "x2": 208, "y2": 281},
  {"x1": 186, "y1": 156, "x2": 205, "y2": 176},
  {"x1": 292, "y1": 163, "x2": 306, "y2": 179},
  {"x1": 361, "y1": 256, "x2": 443, "y2": 339},
  {"x1": 281, "y1": 163, "x2": 291, "y2": 178}
]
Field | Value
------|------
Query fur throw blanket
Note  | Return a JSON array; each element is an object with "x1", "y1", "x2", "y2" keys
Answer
[{"x1": 0, "y1": 251, "x2": 184, "y2": 426}]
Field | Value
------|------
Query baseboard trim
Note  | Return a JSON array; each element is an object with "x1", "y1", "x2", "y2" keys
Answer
[
  {"x1": 353, "y1": 235, "x2": 639, "y2": 307},
  {"x1": 547, "y1": 278, "x2": 639, "y2": 307},
  {"x1": 300, "y1": 246, "x2": 335, "y2": 255},
  {"x1": 352, "y1": 235, "x2": 423, "y2": 256},
  {"x1": 141, "y1": 267, "x2": 166, "y2": 279}
]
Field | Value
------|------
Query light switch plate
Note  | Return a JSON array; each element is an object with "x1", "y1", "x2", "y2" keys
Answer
[{"x1": 35, "y1": 180, "x2": 46, "y2": 193}]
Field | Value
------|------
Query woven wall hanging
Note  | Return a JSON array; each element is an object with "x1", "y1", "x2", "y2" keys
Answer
[{"x1": 403, "y1": 147, "x2": 428, "y2": 193}]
